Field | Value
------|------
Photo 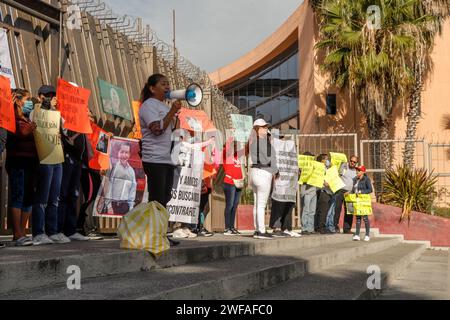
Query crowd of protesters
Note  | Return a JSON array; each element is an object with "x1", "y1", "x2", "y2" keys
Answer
[{"x1": 0, "y1": 73, "x2": 374, "y2": 249}]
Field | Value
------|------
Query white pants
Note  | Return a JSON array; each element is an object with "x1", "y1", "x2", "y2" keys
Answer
[{"x1": 250, "y1": 168, "x2": 273, "y2": 234}]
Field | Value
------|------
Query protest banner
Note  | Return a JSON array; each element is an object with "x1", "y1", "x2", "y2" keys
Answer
[
  {"x1": 325, "y1": 166, "x2": 346, "y2": 193},
  {"x1": 87, "y1": 122, "x2": 111, "y2": 171},
  {"x1": 57, "y1": 78, "x2": 92, "y2": 134},
  {"x1": 330, "y1": 152, "x2": 348, "y2": 169},
  {"x1": 298, "y1": 155, "x2": 315, "y2": 184},
  {"x1": 0, "y1": 75, "x2": 15, "y2": 133},
  {"x1": 344, "y1": 194, "x2": 373, "y2": 216},
  {"x1": 131, "y1": 101, "x2": 142, "y2": 139},
  {"x1": 167, "y1": 144, "x2": 204, "y2": 224},
  {"x1": 98, "y1": 78, "x2": 132, "y2": 120},
  {"x1": 178, "y1": 108, "x2": 216, "y2": 133},
  {"x1": 306, "y1": 161, "x2": 326, "y2": 188},
  {"x1": 33, "y1": 109, "x2": 64, "y2": 165},
  {"x1": 230, "y1": 114, "x2": 253, "y2": 143},
  {"x1": 272, "y1": 138, "x2": 298, "y2": 203},
  {"x1": 0, "y1": 28, "x2": 16, "y2": 88},
  {"x1": 93, "y1": 137, "x2": 146, "y2": 218}
]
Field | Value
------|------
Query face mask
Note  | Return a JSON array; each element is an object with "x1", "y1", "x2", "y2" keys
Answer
[
  {"x1": 22, "y1": 101, "x2": 34, "y2": 116},
  {"x1": 325, "y1": 160, "x2": 331, "y2": 168}
]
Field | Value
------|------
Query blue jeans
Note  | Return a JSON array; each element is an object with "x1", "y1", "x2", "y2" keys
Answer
[
  {"x1": 326, "y1": 195, "x2": 336, "y2": 232},
  {"x1": 355, "y1": 215, "x2": 371, "y2": 237},
  {"x1": 301, "y1": 192, "x2": 317, "y2": 233},
  {"x1": 32, "y1": 164, "x2": 63, "y2": 237},
  {"x1": 58, "y1": 154, "x2": 82, "y2": 237},
  {"x1": 223, "y1": 183, "x2": 241, "y2": 230},
  {"x1": 7, "y1": 166, "x2": 35, "y2": 212}
]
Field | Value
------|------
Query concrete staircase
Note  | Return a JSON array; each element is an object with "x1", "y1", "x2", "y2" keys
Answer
[{"x1": 0, "y1": 232, "x2": 445, "y2": 300}]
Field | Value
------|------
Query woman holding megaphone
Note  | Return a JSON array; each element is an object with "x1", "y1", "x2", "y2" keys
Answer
[{"x1": 139, "y1": 74, "x2": 182, "y2": 246}]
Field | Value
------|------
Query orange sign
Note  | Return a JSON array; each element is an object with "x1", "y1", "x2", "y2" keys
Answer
[
  {"x1": 178, "y1": 108, "x2": 216, "y2": 133},
  {"x1": 87, "y1": 122, "x2": 111, "y2": 171},
  {"x1": 132, "y1": 101, "x2": 142, "y2": 139},
  {"x1": 57, "y1": 78, "x2": 92, "y2": 134},
  {"x1": 0, "y1": 75, "x2": 15, "y2": 133}
]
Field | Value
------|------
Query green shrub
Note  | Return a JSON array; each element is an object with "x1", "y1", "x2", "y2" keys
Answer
[{"x1": 382, "y1": 165, "x2": 437, "y2": 222}]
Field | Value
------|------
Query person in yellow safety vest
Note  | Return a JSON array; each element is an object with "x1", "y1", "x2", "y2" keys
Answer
[{"x1": 348, "y1": 165, "x2": 373, "y2": 242}]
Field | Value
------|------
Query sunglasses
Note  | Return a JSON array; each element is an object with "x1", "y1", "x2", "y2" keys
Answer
[{"x1": 350, "y1": 160, "x2": 358, "y2": 164}]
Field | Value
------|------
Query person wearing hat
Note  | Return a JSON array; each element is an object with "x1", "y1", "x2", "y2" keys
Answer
[
  {"x1": 249, "y1": 118, "x2": 279, "y2": 240},
  {"x1": 350, "y1": 165, "x2": 373, "y2": 242}
]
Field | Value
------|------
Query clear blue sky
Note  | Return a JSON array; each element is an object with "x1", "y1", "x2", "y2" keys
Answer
[{"x1": 104, "y1": 0, "x2": 304, "y2": 72}]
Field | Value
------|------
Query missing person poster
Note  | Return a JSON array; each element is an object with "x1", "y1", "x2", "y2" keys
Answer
[
  {"x1": 98, "y1": 78, "x2": 132, "y2": 121},
  {"x1": 272, "y1": 138, "x2": 299, "y2": 203},
  {"x1": 0, "y1": 28, "x2": 16, "y2": 89},
  {"x1": 167, "y1": 144, "x2": 204, "y2": 224},
  {"x1": 33, "y1": 109, "x2": 64, "y2": 165},
  {"x1": 93, "y1": 137, "x2": 146, "y2": 218},
  {"x1": 230, "y1": 114, "x2": 253, "y2": 143}
]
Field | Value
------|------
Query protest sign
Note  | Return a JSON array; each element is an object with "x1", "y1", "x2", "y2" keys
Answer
[
  {"x1": 330, "y1": 152, "x2": 348, "y2": 169},
  {"x1": 298, "y1": 155, "x2": 315, "y2": 184},
  {"x1": 272, "y1": 138, "x2": 298, "y2": 203},
  {"x1": 131, "y1": 101, "x2": 142, "y2": 139},
  {"x1": 306, "y1": 161, "x2": 326, "y2": 188},
  {"x1": 87, "y1": 122, "x2": 111, "y2": 171},
  {"x1": 230, "y1": 114, "x2": 253, "y2": 143},
  {"x1": 0, "y1": 28, "x2": 16, "y2": 88},
  {"x1": 178, "y1": 108, "x2": 216, "y2": 133},
  {"x1": 33, "y1": 109, "x2": 64, "y2": 164},
  {"x1": 344, "y1": 194, "x2": 373, "y2": 216},
  {"x1": 57, "y1": 78, "x2": 92, "y2": 134},
  {"x1": 167, "y1": 144, "x2": 204, "y2": 224},
  {"x1": 98, "y1": 78, "x2": 132, "y2": 120},
  {"x1": 93, "y1": 137, "x2": 146, "y2": 218},
  {"x1": 0, "y1": 75, "x2": 15, "y2": 133},
  {"x1": 325, "y1": 166, "x2": 346, "y2": 193}
]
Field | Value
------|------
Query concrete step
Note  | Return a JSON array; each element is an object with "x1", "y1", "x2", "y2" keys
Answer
[
  {"x1": 0, "y1": 236, "x2": 401, "y2": 300},
  {"x1": 244, "y1": 242, "x2": 427, "y2": 300},
  {"x1": 377, "y1": 250, "x2": 450, "y2": 300},
  {"x1": 0, "y1": 233, "x2": 354, "y2": 295}
]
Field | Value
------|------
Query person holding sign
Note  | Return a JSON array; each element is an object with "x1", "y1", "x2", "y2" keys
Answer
[
  {"x1": 334, "y1": 155, "x2": 359, "y2": 234},
  {"x1": 349, "y1": 166, "x2": 373, "y2": 242},
  {"x1": 139, "y1": 74, "x2": 182, "y2": 247},
  {"x1": 314, "y1": 154, "x2": 335, "y2": 234},
  {"x1": 300, "y1": 152, "x2": 318, "y2": 235},
  {"x1": 5, "y1": 89, "x2": 36, "y2": 246},
  {"x1": 249, "y1": 119, "x2": 279, "y2": 240}
]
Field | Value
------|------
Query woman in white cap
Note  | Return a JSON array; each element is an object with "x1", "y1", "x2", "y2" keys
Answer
[{"x1": 249, "y1": 118, "x2": 279, "y2": 240}]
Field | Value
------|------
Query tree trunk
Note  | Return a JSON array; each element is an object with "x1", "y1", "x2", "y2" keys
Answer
[{"x1": 404, "y1": 62, "x2": 424, "y2": 168}]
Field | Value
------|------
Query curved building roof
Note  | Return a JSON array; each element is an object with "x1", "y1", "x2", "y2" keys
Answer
[{"x1": 209, "y1": 2, "x2": 306, "y2": 87}]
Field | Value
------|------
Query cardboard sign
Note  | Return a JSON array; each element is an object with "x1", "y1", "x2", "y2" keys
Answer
[
  {"x1": 0, "y1": 75, "x2": 15, "y2": 133},
  {"x1": 57, "y1": 78, "x2": 92, "y2": 134},
  {"x1": 87, "y1": 122, "x2": 111, "y2": 171},
  {"x1": 331, "y1": 152, "x2": 348, "y2": 169},
  {"x1": 178, "y1": 108, "x2": 216, "y2": 133},
  {"x1": 325, "y1": 166, "x2": 346, "y2": 193},
  {"x1": 230, "y1": 114, "x2": 253, "y2": 143},
  {"x1": 33, "y1": 109, "x2": 64, "y2": 164}
]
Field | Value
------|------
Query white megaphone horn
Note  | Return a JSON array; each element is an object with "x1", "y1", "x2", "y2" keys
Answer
[{"x1": 165, "y1": 83, "x2": 203, "y2": 107}]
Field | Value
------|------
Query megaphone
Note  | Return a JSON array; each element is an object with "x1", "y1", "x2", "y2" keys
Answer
[{"x1": 165, "y1": 83, "x2": 203, "y2": 107}]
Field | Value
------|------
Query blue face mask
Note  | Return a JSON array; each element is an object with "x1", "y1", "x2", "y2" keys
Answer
[
  {"x1": 325, "y1": 160, "x2": 331, "y2": 168},
  {"x1": 22, "y1": 100, "x2": 34, "y2": 117}
]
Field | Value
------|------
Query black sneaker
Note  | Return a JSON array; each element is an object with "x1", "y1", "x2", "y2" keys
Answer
[
  {"x1": 0, "y1": 243, "x2": 5, "y2": 249},
  {"x1": 272, "y1": 230, "x2": 287, "y2": 238},
  {"x1": 198, "y1": 228, "x2": 214, "y2": 237},
  {"x1": 254, "y1": 232, "x2": 274, "y2": 240},
  {"x1": 168, "y1": 237, "x2": 180, "y2": 247},
  {"x1": 231, "y1": 228, "x2": 241, "y2": 235}
]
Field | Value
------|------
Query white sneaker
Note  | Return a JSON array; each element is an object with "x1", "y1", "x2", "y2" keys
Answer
[
  {"x1": 49, "y1": 233, "x2": 71, "y2": 244},
  {"x1": 284, "y1": 230, "x2": 302, "y2": 238},
  {"x1": 353, "y1": 235, "x2": 361, "y2": 241},
  {"x1": 68, "y1": 233, "x2": 90, "y2": 241},
  {"x1": 364, "y1": 236, "x2": 370, "y2": 242},
  {"x1": 182, "y1": 228, "x2": 198, "y2": 238},
  {"x1": 33, "y1": 234, "x2": 54, "y2": 246},
  {"x1": 172, "y1": 228, "x2": 189, "y2": 239}
]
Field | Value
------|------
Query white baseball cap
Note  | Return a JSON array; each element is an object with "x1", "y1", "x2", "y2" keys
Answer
[{"x1": 253, "y1": 118, "x2": 270, "y2": 127}]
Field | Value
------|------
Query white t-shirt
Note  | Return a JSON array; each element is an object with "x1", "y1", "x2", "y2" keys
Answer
[{"x1": 139, "y1": 98, "x2": 174, "y2": 164}]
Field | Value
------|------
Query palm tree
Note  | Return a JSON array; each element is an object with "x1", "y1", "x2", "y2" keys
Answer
[
  {"x1": 313, "y1": 0, "x2": 431, "y2": 194},
  {"x1": 403, "y1": 0, "x2": 450, "y2": 167}
]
